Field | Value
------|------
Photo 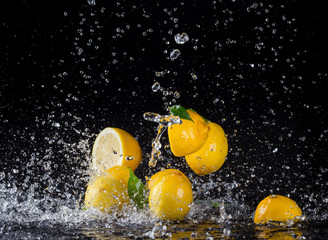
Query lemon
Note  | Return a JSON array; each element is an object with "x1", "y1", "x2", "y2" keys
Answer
[
  {"x1": 92, "y1": 127, "x2": 142, "y2": 173},
  {"x1": 147, "y1": 168, "x2": 189, "y2": 190},
  {"x1": 105, "y1": 165, "x2": 131, "y2": 186},
  {"x1": 254, "y1": 195, "x2": 303, "y2": 224},
  {"x1": 148, "y1": 169, "x2": 193, "y2": 221},
  {"x1": 185, "y1": 122, "x2": 228, "y2": 175},
  {"x1": 85, "y1": 175, "x2": 129, "y2": 213},
  {"x1": 168, "y1": 110, "x2": 210, "y2": 157}
]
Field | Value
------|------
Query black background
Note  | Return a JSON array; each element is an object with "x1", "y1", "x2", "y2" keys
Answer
[{"x1": 1, "y1": 0, "x2": 328, "y2": 211}]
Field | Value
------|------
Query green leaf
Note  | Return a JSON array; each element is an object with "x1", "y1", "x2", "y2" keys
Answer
[
  {"x1": 127, "y1": 168, "x2": 148, "y2": 209},
  {"x1": 187, "y1": 108, "x2": 210, "y2": 123},
  {"x1": 212, "y1": 202, "x2": 221, "y2": 208},
  {"x1": 212, "y1": 202, "x2": 230, "y2": 208},
  {"x1": 169, "y1": 105, "x2": 193, "y2": 122}
]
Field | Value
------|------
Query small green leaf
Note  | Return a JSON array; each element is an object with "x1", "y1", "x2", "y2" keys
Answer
[
  {"x1": 169, "y1": 105, "x2": 193, "y2": 122},
  {"x1": 187, "y1": 108, "x2": 210, "y2": 123},
  {"x1": 127, "y1": 168, "x2": 147, "y2": 209},
  {"x1": 212, "y1": 202, "x2": 221, "y2": 208},
  {"x1": 212, "y1": 202, "x2": 230, "y2": 208}
]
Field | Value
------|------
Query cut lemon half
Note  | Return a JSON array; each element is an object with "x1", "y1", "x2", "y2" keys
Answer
[
  {"x1": 168, "y1": 110, "x2": 210, "y2": 157},
  {"x1": 92, "y1": 127, "x2": 142, "y2": 173}
]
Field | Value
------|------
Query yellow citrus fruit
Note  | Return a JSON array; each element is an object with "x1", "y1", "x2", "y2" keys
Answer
[
  {"x1": 168, "y1": 110, "x2": 210, "y2": 157},
  {"x1": 148, "y1": 169, "x2": 193, "y2": 221},
  {"x1": 105, "y1": 165, "x2": 131, "y2": 186},
  {"x1": 147, "y1": 168, "x2": 188, "y2": 190},
  {"x1": 85, "y1": 175, "x2": 129, "y2": 213},
  {"x1": 254, "y1": 195, "x2": 303, "y2": 224},
  {"x1": 185, "y1": 122, "x2": 228, "y2": 175},
  {"x1": 92, "y1": 127, "x2": 142, "y2": 173}
]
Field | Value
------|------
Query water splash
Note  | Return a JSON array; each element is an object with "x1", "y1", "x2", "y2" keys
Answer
[{"x1": 143, "y1": 112, "x2": 181, "y2": 167}]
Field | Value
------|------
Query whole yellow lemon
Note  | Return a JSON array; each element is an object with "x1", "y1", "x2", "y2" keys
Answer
[
  {"x1": 146, "y1": 168, "x2": 182, "y2": 190},
  {"x1": 148, "y1": 169, "x2": 193, "y2": 221},
  {"x1": 85, "y1": 175, "x2": 129, "y2": 213},
  {"x1": 254, "y1": 195, "x2": 303, "y2": 224},
  {"x1": 105, "y1": 165, "x2": 131, "y2": 186}
]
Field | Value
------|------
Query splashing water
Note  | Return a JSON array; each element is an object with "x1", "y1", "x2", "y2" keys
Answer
[{"x1": 143, "y1": 112, "x2": 181, "y2": 168}]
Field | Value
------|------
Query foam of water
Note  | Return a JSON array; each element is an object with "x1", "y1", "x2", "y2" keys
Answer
[{"x1": 0, "y1": 183, "x2": 248, "y2": 229}]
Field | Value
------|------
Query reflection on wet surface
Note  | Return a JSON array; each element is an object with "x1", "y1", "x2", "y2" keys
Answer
[{"x1": 3, "y1": 220, "x2": 328, "y2": 239}]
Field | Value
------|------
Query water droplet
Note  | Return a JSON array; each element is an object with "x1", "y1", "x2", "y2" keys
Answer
[
  {"x1": 174, "y1": 33, "x2": 189, "y2": 44},
  {"x1": 155, "y1": 71, "x2": 164, "y2": 77},
  {"x1": 53, "y1": 122, "x2": 60, "y2": 128},
  {"x1": 0, "y1": 172, "x2": 5, "y2": 181},
  {"x1": 173, "y1": 91, "x2": 180, "y2": 98},
  {"x1": 125, "y1": 156, "x2": 134, "y2": 161},
  {"x1": 87, "y1": 0, "x2": 96, "y2": 6},
  {"x1": 170, "y1": 49, "x2": 181, "y2": 60},
  {"x1": 152, "y1": 82, "x2": 161, "y2": 92}
]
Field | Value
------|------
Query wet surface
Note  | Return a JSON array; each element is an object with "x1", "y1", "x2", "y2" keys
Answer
[{"x1": 2, "y1": 219, "x2": 328, "y2": 239}]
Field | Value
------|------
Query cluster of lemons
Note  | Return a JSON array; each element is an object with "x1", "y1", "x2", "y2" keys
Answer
[{"x1": 84, "y1": 108, "x2": 303, "y2": 224}]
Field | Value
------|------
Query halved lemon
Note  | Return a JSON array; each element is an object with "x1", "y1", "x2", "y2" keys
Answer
[
  {"x1": 92, "y1": 127, "x2": 142, "y2": 173},
  {"x1": 168, "y1": 110, "x2": 210, "y2": 157}
]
